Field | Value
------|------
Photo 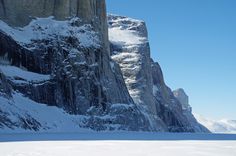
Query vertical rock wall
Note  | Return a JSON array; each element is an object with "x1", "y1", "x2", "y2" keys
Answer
[
  {"x1": 0, "y1": 0, "x2": 110, "y2": 55},
  {"x1": 109, "y1": 14, "x2": 209, "y2": 132},
  {"x1": 0, "y1": 0, "x2": 104, "y2": 26},
  {"x1": 0, "y1": 0, "x2": 133, "y2": 115},
  {"x1": 0, "y1": 1, "x2": 210, "y2": 132}
]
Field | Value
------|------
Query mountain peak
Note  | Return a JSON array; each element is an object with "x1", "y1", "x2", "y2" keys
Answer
[{"x1": 173, "y1": 88, "x2": 191, "y2": 111}]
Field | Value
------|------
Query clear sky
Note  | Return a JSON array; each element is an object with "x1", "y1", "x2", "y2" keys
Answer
[{"x1": 107, "y1": 0, "x2": 236, "y2": 120}]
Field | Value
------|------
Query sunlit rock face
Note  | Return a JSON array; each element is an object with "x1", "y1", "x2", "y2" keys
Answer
[
  {"x1": 109, "y1": 14, "x2": 210, "y2": 132},
  {"x1": 109, "y1": 15, "x2": 167, "y2": 131}
]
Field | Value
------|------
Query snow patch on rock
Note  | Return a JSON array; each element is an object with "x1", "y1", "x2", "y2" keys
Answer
[
  {"x1": 0, "y1": 17, "x2": 100, "y2": 49},
  {"x1": 108, "y1": 14, "x2": 147, "y2": 46},
  {"x1": 0, "y1": 65, "x2": 50, "y2": 83}
]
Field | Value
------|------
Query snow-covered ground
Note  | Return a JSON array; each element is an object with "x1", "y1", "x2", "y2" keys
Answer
[
  {"x1": 0, "y1": 133, "x2": 236, "y2": 156},
  {"x1": 0, "y1": 92, "x2": 90, "y2": 133},
  {"x1": 1, "y1": 141, "x2": 236, "y2": 156}
]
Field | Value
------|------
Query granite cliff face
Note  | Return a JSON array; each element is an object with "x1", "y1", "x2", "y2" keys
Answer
[
  {"x1": 0, "y1": 0, "x2": 106, "y2": 26},
  {"x1": 0, "y1": 0, "x2": 109, "y2": 54},
  {"x1": 108, "y1": 15, "x2": 166, "y2": 131},
  {"x1": 0, "y1": 0, "x2": 152, "y2": 131},
  {"x1": 0, "y1": 0, "x2": 119, "y2": 111},
  {"x1": 0, "y1": 1, "x2": 209, "y2": 132},
  {"x1": 109, "y1": 14, "x2": 209, "y2": 132}
]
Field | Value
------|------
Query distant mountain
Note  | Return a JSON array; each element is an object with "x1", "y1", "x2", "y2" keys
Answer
[{"x1": 194, "y1": 114, "x2": 236, "y2": 133}]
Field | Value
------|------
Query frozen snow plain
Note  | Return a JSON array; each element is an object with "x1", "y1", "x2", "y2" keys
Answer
[{"x1": 0, "y1": 132, "x2": 236, "y2": 156}]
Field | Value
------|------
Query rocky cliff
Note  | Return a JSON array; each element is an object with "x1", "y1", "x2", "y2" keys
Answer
[
  {"x1": 0, "y1": 0, "x2": 152, "y2": 131},
  {"x1": 0, "y1": 0, "x2": 106, "y2": 26},
  {"x1": 173, "y1": 88, "x2": 191, "y2": 111},
  {"x1": 0, "y1": 1, "x2": 209, "y2": 132},
  {"x1": 109, "y1": 14, "x2": 209, "y2": 132},
  {"x1": 172, "y1": 88, "x2": 209, "y2": 132},
  {"x1": 0, "y1": 0, "x2": 117, "y2": 112},
  {"x1": 0, "y1": 0, "x2": 109, "y2": 55},
  {"x1": 108, "y1": 15, "x2": 166, "y2": 131}
]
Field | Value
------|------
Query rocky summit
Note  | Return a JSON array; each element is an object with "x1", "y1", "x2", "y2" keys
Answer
[{"x1": 0, "y1": 0, "x2": 209, "y2": 133}]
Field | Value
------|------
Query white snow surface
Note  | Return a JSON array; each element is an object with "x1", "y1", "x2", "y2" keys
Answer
[
  {"x1": 0, "y1": 141, "x2": 235, "y2": 156},
  {"x1": 0, "y1": 133, "x2": 236, "y2": 156},
  {"x1": 109, "y1": 27, "x2": 146, "y2": 46},
  {"x1": 153, "y1": 85, "x2": 159, "y2": 95},
  {"x1": 0, "y1": 92, "x2": 90, "y2": 133},
  {"x1": 194, "y1": 114, "x2": 236, "y2": 134},
  {"x1": 0, "y1": 17, "x2": 100, "y2": 48},
  {"x1": 0, "y1": 65, "x2": 50, "y2": 82},
  {"x1": 0, "y1": 92, "x2": 140, "y2": 133},
  {"x1": 108, "y1": 15, "x2": 147, "y2": 46}
]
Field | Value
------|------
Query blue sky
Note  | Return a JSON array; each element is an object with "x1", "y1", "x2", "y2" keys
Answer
[{"x1": 107, "y1": 0, "x2": 236, "y2": 119}]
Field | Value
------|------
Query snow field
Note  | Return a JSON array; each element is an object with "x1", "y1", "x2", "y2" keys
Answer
[{"x1": 0, "y1": 140, "x2": 235, "y2": 156}]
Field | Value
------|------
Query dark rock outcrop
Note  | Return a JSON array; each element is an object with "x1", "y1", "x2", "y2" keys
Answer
[
  {"x1": 173, "y1": 88, "x2": 210, "y2": 132},
  {"x1": 0, "y1": 71, "x2": 11, "y2": 98},
  {"x1": 151, "y1": 61, "x2": 209, "y2": 132},
  {"x1": 0, "y1": 0, "x2": 132, "y2": 114}
]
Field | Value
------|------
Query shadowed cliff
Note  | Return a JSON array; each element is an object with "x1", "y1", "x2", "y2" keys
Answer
[{"x1": 0, "y1": 0, "x2": 105, "y2": 26}]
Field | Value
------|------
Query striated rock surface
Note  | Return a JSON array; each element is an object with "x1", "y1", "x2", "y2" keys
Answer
[
  {"x1": 108, "y1": 15, "x2": 166, "y2": 131},
  {"x1": 0, "y1": 0, "x2": 151, "y2": 131},
  {"x1": 0, "y1": 0, "x2": 106, "y2": 26},
  {"x1": 109, "y1": 14, "x2": 209, "y2": 132},
  {"x1": 0, "y1": 1, "x2": 209, "y2": 133},
  {"x1": 0, "y1": 0, "x2": 110, "y2": 55}
]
